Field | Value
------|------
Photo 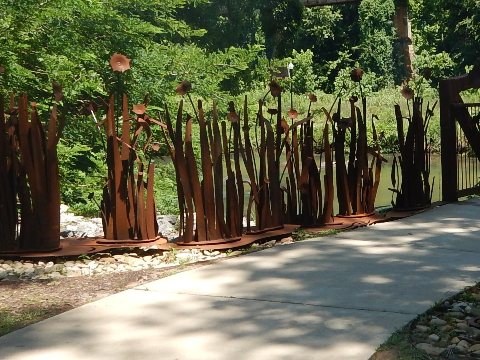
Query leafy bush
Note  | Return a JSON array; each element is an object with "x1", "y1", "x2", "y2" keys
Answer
[
  {"x1": 358, "y1": 0, "x2": 396, "y2": 89},
  {"x1": 154, "y1": 161, "x2": 180, "y2": 215},
  {"x1": 288, "y1": 49, "x2": 318, "y2": 94},
  {"x1": 57, "y1": 140, "x2": 106, "y2": 217}
]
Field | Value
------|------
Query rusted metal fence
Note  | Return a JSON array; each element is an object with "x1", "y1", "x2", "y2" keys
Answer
[
  {"x1": 0, "y1": 92, "x2": 63, "y2": 252},
  {"x1": 440, "y1": 66, "x2": 480, "y2": 202}
]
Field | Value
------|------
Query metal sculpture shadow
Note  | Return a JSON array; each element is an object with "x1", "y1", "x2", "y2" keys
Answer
[{"x1": 0, "y1": 92, "x2": 63, "y2": 252}]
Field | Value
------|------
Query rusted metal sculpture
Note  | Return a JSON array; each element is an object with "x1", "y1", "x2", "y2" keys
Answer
[
  {"x1": 95, "y1": 54, "x2": 159, "y2": 242},
  {"x1": 161, "y1": 98, "x2": 244, "y2": 244},
  {"x1": 440, "y1": 66, "x2": 480, "y2": 201},
  {"x1": 0, "y1": 96, "x2": 17, "y2": 251},
  {"x1": 99, "y1": 93, "x2": 159, "y2": 241},
  {"x1": 390, "y1": 90, "x2": 436, "y2": 209},
  {"x1": 245, "y1": 96, "x2": 284, "y2": 233},
  {"x1": 0, "y1": 91, "x2": 63, "y2": 252},
  {"x1": 331, "y1": 92, "x2": 384, "y2": 216},
  {"x1": 162, "y1": 81, "x2": 290, "y2": 243},
  {"x1": 282, "y1": 96, "x2": 334, "y2": 226}
]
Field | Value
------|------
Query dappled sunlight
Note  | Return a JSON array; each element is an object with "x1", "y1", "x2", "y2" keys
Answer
[
  {"x1": 361, "y1": 275, "x2": 394, "y2": 284},
  {"x1": 460, "y1": 265, "x2": 480, "y2": 272},
  {"x1": 2, "y1": 200, "x2": 480, "y2": 359},
  {"x1": 416, "y1": 265, "x2": 441, "y2": 272},
  {"x1": 0, "y1": 290, "x2": 411, "y2": 360}
]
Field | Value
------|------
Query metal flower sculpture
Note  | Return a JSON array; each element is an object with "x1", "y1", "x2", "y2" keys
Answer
[{"x1": 109, "y1": 53, "x2": 131, "y2": 73}]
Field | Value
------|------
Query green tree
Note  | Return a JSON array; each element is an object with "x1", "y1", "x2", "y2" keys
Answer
[
  {"x1": 259, "y1": 0, "x2": 304, "y2": 60},
  {"x1": 410, "y1": 0, "x2": 480, "y2": 83},
  {"x1": 358, "y1": 0, "x2": 396, "y2": 88},
  {"x1": 294, "y1": 4, "x2": 360, "y2": 92}
]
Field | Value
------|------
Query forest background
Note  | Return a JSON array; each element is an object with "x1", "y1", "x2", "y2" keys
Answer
[{"x1": 0, "y1": 0, "x2": 479, "y2": 216}]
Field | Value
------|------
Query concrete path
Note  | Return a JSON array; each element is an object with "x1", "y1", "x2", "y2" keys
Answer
[{"x1": 2, "y1": 199, "x2": 480, "y2": 360}]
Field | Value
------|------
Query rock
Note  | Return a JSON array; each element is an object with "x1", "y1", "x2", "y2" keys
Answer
[
  {"x1": 263, "y1": 240, "x2": 277, "y2": 247},
  {"x1": 50, "y1": 271, "x2": 63, "y2": 279},
  {"x1": 157, "y1": 215, "x2": 178, "y2": 240},
  {"x1": 203, "y1": 250, "x2": 220, "y2": 257},
  {"x1": 467, "y1": 326, "x2": 480, "y2": 338},
  {"x1": 430, "y1": 317, "x2": 447, "y2": 326},
  {"x1": 451, "y1": 337, "x2": 460, "y2": 344},
  {"x1": 66, "y1": 269, "x2": 83, "y2": 277},
  {"x1": 457, "y1": 340, "x2": 470, "y2": 351},
  {"x1": 470, "y1": 307, "x2": 480, "y2": 317},
  {"x1": 469, "y1": 344, "x2": 480, "y2": 352},
  {"x1": 441, "y1": 325, "x2": 453, "y2": 332},
  {"x1": 175, "y1": 253, "x2": 192, "y2": 262},
  {"x1": 415, "y1": 343, "x2": 445, "y2": 356},
  {"x1": 44, "y1": 262, "x2": 55, "y2": 273},
  {"x1": 452, "y1": 302, "x2": 469, "y2": 312},
  {"x1": 99, "y1": 257, "x2": 116, "y2": 265},
  {"x1": 279, "y1": 236, "x2": 294, "y2": 244},
  {"x1": 52, "y1": 264, "x2": 64, "y2": 272},
  {"x1": 23, "y1": 268, "x2": 35, "y2": 276},
  {"x1": 0, "y1": 270, "x2": 7, "y2": 279},
  {"x1": 416, "y1": 325, "x2": 429, "y2": 332},
  {"x1": 428, "y1": 334, "x2": 440, "y2": 342},
  {"x1": 448, "y1": 311, "x2": 465, "y2": 319}
]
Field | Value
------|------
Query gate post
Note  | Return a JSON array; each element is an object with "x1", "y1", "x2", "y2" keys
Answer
[{"x1": 440, "y1": 80, "x2": 458, "y2": 202}]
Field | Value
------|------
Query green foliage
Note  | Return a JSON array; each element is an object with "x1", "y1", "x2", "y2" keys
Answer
[
  {"x1": 333, "y1": 68, "x2": 377, "y2": 98},
  {"x1": 57, "y1": 140, "x2": 106, "y2": 217},
  {"x1": 154, "y1": 161, "x2": 180, "y2": 215},
  {"x1": 178, "y1": 0, "x2": 261, "y2": 50},
  {"x1": 358, "y1": 0, "x2": 396, "y2": 89},
  {"x1": 294, "y1": 5, "x2": 360, "y2": 93},
  {"x1": 285, "y1": 49, "x2": 318, "y2": 94},
  {"x1": 410, "y1": 0, "x2": 480, "y2": 80},
  {"x1": 259, "y1": 0, "x2": 303, "y2": 60},
  {"x1": 131, "y1": 43, "x2": 264, "y2": 104}
]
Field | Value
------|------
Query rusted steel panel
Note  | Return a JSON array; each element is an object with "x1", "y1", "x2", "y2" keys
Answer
[
  {"x1": 0, "y1": 92, "x2": 62, "y2": 252},
  {"x1": 99, "y1": 93, "x2": 159, "y2": 241}
]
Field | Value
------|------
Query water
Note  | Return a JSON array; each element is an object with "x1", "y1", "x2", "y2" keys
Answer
[
  {"x1": 241, "y1": 153, "x2": 442, "y2": 213},
  {"x1": 156, "y1": 154, "x2": 443, "y2": 213},
  {"x1": 373, "y1": 154, "x2": 442, "y2": 209}
]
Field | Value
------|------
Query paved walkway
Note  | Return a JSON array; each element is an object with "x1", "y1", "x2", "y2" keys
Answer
[{"x1": 2, "y1": 199, "x2": 480, "y2": 360}]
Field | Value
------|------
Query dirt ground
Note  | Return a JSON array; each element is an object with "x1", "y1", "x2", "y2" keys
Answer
[{"x1": 0, "y1": 261, "x2": 211, "y2": 336}]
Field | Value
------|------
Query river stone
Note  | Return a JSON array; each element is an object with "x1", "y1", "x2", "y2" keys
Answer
[
  {"x1": 448, "y1": 311, "x2": 465, "y2": 319},
  {"x1": 430, "y1": 317, "x2": 447, "y2": 326},
  {"x1": 428, "y1": 334, "x2": 440, "y2": 342},
  {"x1": 416, "y1": 325, "x2": 429, "y2": 332},
  {"x1": 457, "y1": 340, "x2": 471, "y2": 350},
  {"x1": 451, "y1": 337, "x2": 460, "y2": 344},
  {"x1": 469, "y1": 344, "x2": 480, "y2": 352},
  {"x1": 415, "y1": 343, "x2": 445, "y2": 356}
]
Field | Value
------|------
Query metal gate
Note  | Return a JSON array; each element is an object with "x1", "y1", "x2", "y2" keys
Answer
[{"x1": 440, "y1": 67, "x2": 480, "y2": 202}]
